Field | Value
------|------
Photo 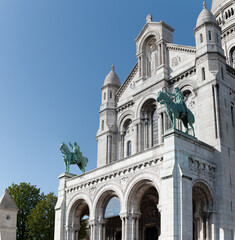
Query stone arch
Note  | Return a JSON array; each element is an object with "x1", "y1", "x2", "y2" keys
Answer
[
  {"x1": 67, "y1": 193, "x2": 93, "y2": 221},
  {"x1": 124, "y1": 172, "x2": 161, "y2": 213},
  {"x1": 137, "y1": 31, "x2": 161, "y2": 55},
  {"x1": 93, "y1": 184, "x2": 123, "y2": 240},
  {"x1": 118, "y1": 110, "x2": 134, "y2": 133},
  {"x1": 136, "y1": 93, "x2": 158, "y2": 119},
  {"x1": 93, "y1": 183, "x2": 124, "y2": 217},
  {"x1": 124, "y1": 173, "x2": 161, "y2": 239},
  {"x1": 138, "y1": 32, "x2": 161, "y2": 78},
  {"x1": 229, "y1": 45, "x2": 235, "y2": 68},
  {"x1": 66, "y1": 193, "x2": 92, "y2": 240},
  {"x1": 137, "y1": 94, "x2": 159, "y2": 149},
  {"x1": 192, "y1": 180, "x2": 214, "y2": 240}
]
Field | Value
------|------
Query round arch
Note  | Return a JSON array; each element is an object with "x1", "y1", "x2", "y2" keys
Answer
[
  {"x1": 136, "y1": 93, "x2": 158, "y2": 119},
  {"x1": 117, "y1": 110, "x2": 134, "y2": 133},
  {"x1": 93, "y1": 182, "x2": 124, "y2": 218},
  {"x1": 137, "y1": 31, "x2": 160, "y2": 55},
  {"x1": 66, "y1": 193, "x2": 93, "y2": 223},
  {"x1": 124, "y1": 172, "x2": 161, "y2": 213}
]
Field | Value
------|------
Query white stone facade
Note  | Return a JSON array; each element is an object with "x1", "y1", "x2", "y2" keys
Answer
[{"x1": 55, "y1": 1, "x2": 235, "y2": 239}]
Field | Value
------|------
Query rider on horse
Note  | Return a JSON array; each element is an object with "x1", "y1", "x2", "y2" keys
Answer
[{"x1": 165, "y1": 87, "x2": 187, "y2": 118}]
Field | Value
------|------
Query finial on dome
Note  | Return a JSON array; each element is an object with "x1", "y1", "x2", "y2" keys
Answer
[
  {"x1": 203, "y1": 2, "x2": 207, "y2": 9},
  {"x1": 146, "y1": 14, "x2": 152, "y2": 23},
  {"x1": 111, "y1": 65, "x2": 114, "y2": 71}
]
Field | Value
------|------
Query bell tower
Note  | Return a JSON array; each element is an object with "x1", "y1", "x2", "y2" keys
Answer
[{"x1": 96, "y1": 65, "x2": 121, "y2": 167}]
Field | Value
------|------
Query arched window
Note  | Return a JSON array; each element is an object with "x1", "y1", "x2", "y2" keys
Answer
[
  {"x1": 127, "y1": 141, "x2": 131, "y2": 156},
  {"x1": 230, "y1": 47, "x2": 235, "y2": 68},
  {"x1": 202, "y1": 67, "x2": 206, "y2": 80},
  {"x1": 232, "y1": 8, "x2": 234, "y2": 15},
  {"x1": 228, "y1": 10, "x2": 231, "y2": 17},
  {"x1": 200, "y1": 34, "x2": 203, "y2": 43},
  {"x1": 140, "y1": 99, "x2": 158, "y2": 150},
  {"x1": 225, "y1": 12, "x2": 228, "y2": 19}
]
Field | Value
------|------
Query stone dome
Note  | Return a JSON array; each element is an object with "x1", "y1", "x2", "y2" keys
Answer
[
  {"x1": 211, "y1": 0, "x2": 230, "y2": 14},
  {"x1": 196, "y1": 2, "x2": 217, "y2": 28},
  {"x1": 104, "y1": 65, "x2": 121, "y2": 87}
]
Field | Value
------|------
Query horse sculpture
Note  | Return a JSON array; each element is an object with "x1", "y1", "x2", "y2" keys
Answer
[
  {"x1": 156, "y1": 90, "x2": 195, "y2": 137},
  {"x1": 60, "y1": 142, "x2": 88, "y2": 173}
]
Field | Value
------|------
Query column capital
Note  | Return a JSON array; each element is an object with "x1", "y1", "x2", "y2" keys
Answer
[
  {"x1": 131, "y1": 212, "x2": 141, "y2": 219},
  {"x1": 119, "y1": 212, "x2": 129, "y2": 220},
  {"x1": 98, "y1": 218, "x2": 108, "y2": 225}
]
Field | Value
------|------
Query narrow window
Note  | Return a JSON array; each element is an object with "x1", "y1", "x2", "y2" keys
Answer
[
  {"x1": 231, "y1": 106, "x2": 234, "y2": 127},
  {"x1": 110, "y1": 91, "x2": 112, "y2": 99},
  {"x1": 225, "y1": 12, "x2": 228, "y2": 19},
  {"x1": 232, "y1": 8, "x2": 234, "y2": 15},
  {"x1": 200, "y1": 34, "x2": 203, "y2": 43},
  {"x1": 104, "y1": 92, "x2": 106, "y2": 100},
  {"x1": 127, "y1": 141, "x2": 131, "y2": 156},
  {"x1": 221, "y1": 67, "x2": 224, "y2": 80},
  {"x1": 202, "y1": 67, "x2": 206, "y2": 80},
  {"x1": 209, "y1": 31, "x2": 212, "y2": 41},
  {"x1": 102, "y1": 120, "x2": 104, "y2": 130},
  {"x1": 229, "y1": 10, "x2": 231, "y2": 17}
]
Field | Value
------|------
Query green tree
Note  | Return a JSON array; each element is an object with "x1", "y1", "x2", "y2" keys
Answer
[
  {"x1": 8, "y1": 183, "x2": 41, "y2": 240},
  {"x1": 26, "y1": 192, "x2": 57, "y2": 240}
]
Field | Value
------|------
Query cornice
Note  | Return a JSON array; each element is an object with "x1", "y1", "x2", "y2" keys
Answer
[
  {"x1": 166, "y1": 43, "x2": 196, "y2": 53},
  {"x1": 115, "y1": 63, "x2": 138, "y2": 101}
]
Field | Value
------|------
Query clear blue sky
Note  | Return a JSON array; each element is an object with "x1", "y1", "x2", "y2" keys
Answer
[{"x1": 0, "y1": 0, "x2": 212, "y2": 195}]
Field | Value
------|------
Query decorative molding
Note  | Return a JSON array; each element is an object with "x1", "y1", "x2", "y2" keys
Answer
[
  {"x1": 65, "y1": 157, "x2": 163, "y2": 194},
  {"x1": 166, "y1": 43, "x2": 196, "y2": 53},
  {"x1": 116, "y1": 63, "x2": 138, "y2": 100},
  {"x1": 189, "y1": 157, "x2": 216, "y2": 179},
  {"x1": 169, "y1": 67, "x2": 196, "y2": 85},
  {"x1": 116, "y1": 101, "x2": 134, "y2": 113}
]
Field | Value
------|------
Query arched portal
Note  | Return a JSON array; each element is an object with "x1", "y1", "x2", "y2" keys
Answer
[
  {"x1": 192, "y1": 182, "x2": 213, "y2": 240},
  {"x1": 140, "y1": 99, "x2": 158, "y2": 149},
  {"x1": 127, "y1": 179, "x2": 160, "y2": 240},
  {"x1": 95, "y1": 190, "x2": 122, "y2": 240},
  {"x1": 67, "y1": 199, "x2": 90, "y2": 240}
]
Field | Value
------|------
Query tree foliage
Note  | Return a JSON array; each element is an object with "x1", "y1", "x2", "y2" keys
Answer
[
  {"x1": 8, "y1": 183, "x2": 41, "y2": 240},
  {"x1": 8, "y1": 182, "x2": 57, "y2": 240},
  {"x1": 26, "y1": 192, "x2": 57, "y2": 240}
]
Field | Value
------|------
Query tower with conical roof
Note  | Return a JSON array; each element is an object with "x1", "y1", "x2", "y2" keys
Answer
[
  {"x1": 0, "y1": 189, "x2": 18, "y2": 240},
  {"x1": 96, "y1": 65, "x2": 121, "y2": 167}
]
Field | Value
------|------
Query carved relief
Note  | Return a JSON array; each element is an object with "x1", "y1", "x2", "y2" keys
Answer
[
  {"x1": 89, "y1": 187, "x2": 97, "y2": 200},
  {"x1": 171, "y1": 56, "x2": 181, "y2": 67},
  {"x1": 189, "y1": 157, "x2": 215, "y2": 179}
]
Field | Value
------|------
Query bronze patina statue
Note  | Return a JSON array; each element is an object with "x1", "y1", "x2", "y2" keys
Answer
[
  {"x1": 156, "y1": 87, "x2": 195, "y2": 137},
  {"x1": 60, "y1": 141, "x2": 88, "y2": 173}
]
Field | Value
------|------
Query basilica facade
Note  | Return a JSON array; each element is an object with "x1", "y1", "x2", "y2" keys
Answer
[{"x1": 55, "y1": 1, "x2": 235, "y2": 239}]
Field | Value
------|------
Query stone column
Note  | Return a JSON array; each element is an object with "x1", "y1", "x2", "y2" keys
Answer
[
  {"x1": 120, "y1": 213, "x2": 129, "y2": 240},
  {"x1": 88, "y1": 220, "x2": 96, "y2": 240},
  {"x1": 97, "y1": 218, "x2": 107, "y2": 240},
  {"x1": 135, "y1": 123, "x2": 139, "y2": 153},
  {"x1": 120, "y1": 132, "x2": 125, "y2": 159},
  {"x1": 131, "y1": 213, "x2": 141, "y2": 240}
]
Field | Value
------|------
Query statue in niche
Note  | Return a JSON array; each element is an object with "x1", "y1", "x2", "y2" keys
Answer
[{"x1": 148, "y1": 43, "x2": 158, "y2": 76}]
